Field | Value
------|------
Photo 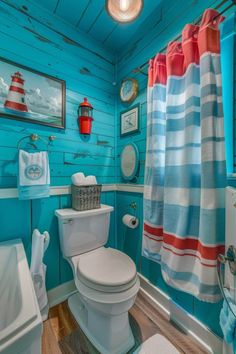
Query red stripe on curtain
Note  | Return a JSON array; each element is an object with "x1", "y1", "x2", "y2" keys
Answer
[
  {"x1": 198, "y1": 9, "x2": 224, "y2": 55},
  {"x1": 143, "y1": 233, "x2": 163, "y2": 242},
  {"x1": 163, "y1": 233, "x2": 225, "y2": 260},
  {"x1": 144, "y1": 223, "x2": 163, "y2": 236},
  {"x1": 148, "y1": 54, "x2": 167, "y2": 87},
  {"x1": 162, "y1": 245, "x2": 217, "y2": 267},
  {"x1": 144, "y1": 223, "x2": 225, "y2": 260}
]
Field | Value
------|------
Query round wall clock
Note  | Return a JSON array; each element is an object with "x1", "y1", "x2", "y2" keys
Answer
[{"x1": 120, "y1": 78, "x2": 139, "y2": 103}]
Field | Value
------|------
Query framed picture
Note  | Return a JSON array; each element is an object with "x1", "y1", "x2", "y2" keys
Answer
[
  {"x1": 0, "y1": 56, "x2": 65, "y2": 129},
  {"x1": 120, "y1": 104, "x2": 140, "y2": 137}
]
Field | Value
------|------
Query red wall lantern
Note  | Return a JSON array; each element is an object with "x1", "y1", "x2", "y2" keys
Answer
[{"x1": 78, "y1": 97, "x2": 93, "y2": 135}]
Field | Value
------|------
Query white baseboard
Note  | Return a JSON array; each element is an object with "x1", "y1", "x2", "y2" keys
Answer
[
  {"x1": 47, "y1": 280, "x2": 76, "y2": 308},
  {"x1": 138, "y1": 273, "x2": 223, "y2": 354}
]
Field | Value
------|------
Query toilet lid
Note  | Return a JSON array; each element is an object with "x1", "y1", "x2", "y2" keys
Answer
[{"x1": 77, "y1": 248, "x2": 137, "y2": 288}]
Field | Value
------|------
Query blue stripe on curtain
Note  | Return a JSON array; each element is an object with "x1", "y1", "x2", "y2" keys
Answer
[
  {"x1": 144, "y1": 201, "x2": 164, "y2": 226},
  {"x1": 161, "y1": 263, "x2": 221, "y2": 296},
  {"x1": 145, "y1": 162, "x2": 225, "y2": 188},
  {"x1": 167, "y1": 114, "x2": 200, "y2": 130},
  {"x1": 153, "y1": 85, "x2": 166, "y2": 101},
  {"x1": 150, "y1": 110, "x2": 166, "y2": 121},
  {"x1": 166, "y1": 97, "x2": 200, "y2": 114},
  {"x1": 167, "y1": 65, "x2": 200, "y2": 94}
]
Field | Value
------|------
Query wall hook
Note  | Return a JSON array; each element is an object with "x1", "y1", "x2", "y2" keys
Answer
[{"x1": 129, "y1": 202, "x2": 137, "y2": 210}]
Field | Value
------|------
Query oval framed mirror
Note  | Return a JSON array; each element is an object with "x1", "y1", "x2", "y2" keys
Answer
[{"x1": 120, "y1": 143, "x2": 139, "y2": 181}]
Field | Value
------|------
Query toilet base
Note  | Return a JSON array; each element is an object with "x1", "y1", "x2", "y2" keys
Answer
[{"x1": 68, "y1": 292, "x2": 135, "y2": 354}]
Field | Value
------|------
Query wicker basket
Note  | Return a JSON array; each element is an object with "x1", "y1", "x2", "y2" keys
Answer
[{"x1": 71, "y1": 184, "x2": 102, "y2": 211}]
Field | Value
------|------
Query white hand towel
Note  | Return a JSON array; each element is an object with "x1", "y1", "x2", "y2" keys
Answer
[
  {"x1": 19, "y1": 149, "x2": 50, "y2": 186},
  {"x1": 43, "y1": 231, "x2": 50, "y2": 253},
  {"x1": 30, "y1": 229, "x2": 50, "y2": 319},
  {"x1": 30, "y1": 229, "x2": 44, "y2": 275},
  {"x1": 32, "y1": 263, "x2": 48, "y2": 311}
]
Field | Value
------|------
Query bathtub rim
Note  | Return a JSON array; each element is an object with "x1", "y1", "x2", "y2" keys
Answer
[{"x1": 0, "y1": 238, "x2": 42, "y2": 352}]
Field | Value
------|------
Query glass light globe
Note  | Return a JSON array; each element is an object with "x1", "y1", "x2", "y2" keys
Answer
[{"x1": 106, "y1": 0, "x2": 143, "y2": 23}]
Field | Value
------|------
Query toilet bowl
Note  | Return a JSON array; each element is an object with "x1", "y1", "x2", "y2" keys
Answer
[
  {"x1": 69, "y1": 247, "x2": 140, "y2": 354},
  {"x1": 55, "y1": 205, "x2": 140, "y2": 354}
]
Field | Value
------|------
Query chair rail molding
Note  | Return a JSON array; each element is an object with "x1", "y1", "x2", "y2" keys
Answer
[{"x1": 0, "y1": 184, "x2": 144, "y2": 199}]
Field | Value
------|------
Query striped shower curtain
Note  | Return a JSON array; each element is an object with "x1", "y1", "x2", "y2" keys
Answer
[{"x1": 143, "y1": 9, "x2": 227, "y2": 302}]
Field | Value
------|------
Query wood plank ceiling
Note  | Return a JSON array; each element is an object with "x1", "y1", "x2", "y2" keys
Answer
[{"x1": 29, "y1": 0, "x2": 163, "y2": 52}]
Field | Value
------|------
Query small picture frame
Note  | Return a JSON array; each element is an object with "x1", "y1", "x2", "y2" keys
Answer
[{"x1": 120, "y1": 104, "x2": 140, "y2": 137}]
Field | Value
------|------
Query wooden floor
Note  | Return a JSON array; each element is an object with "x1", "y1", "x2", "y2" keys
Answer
[{"x1": 42, "y1": 293, "x2": 208, "y2": 354}]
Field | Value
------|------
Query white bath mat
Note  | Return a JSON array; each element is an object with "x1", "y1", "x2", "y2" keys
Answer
[{"x1": 133, "y1": 334, "x2": 180, "y2": 354}]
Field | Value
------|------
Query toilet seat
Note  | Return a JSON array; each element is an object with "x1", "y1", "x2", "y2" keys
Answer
[
  {"x1": 76, "y1": 275, "x2": 140, "y2": 304},
  {"x1": 76, "y1": 247, "x2": 137, "y2": 293}
]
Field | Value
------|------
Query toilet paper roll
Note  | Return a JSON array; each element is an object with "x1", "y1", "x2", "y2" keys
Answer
[
  {"x1": 71, "y1": 172, "x2": 85, "y2": 185},
  {"x1": 84, "y1": 175, "x2": 97, "y2": 185},
  {"x1": 122, "y1": 214, "x2": 139, "y2": 229}
]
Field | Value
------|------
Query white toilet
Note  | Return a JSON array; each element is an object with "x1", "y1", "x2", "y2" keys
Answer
[{"x1": 55, "y1": 204, "x2": 140, "y2": 354}]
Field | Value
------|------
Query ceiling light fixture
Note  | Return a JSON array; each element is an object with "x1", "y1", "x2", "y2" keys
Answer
[{"x1": 106, "y1": 0, "x2": 143, "y2": 24}]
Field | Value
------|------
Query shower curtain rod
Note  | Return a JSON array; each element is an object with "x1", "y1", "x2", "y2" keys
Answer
[{"x1": 133, "y1": 0, "x2": 236, "y2": 76}]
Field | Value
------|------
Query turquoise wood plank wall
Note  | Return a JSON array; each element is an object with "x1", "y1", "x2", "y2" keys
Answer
[
  {"x1": 115, "y1": 1, "x2": 236, "y2": 337},
  {"x1": 0, "y1": 1, "x2": 117, "y2": 290},
  {"x1": 0, "y1": 0, "x2": 116, "y2": 187}
]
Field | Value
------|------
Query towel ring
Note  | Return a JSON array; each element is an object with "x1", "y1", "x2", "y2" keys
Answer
[{"x1": 17, "y1": 134, "x2": 56, "y2": 150}]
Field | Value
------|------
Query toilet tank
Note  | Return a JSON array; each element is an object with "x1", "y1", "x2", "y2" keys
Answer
[{"x1": 55, "y1": 204, "x2": 114, "y2": 257}]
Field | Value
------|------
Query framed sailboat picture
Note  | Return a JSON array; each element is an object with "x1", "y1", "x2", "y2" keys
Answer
[
  {"x1": 120, "y1": 104, "x2": 140, "y2": 136},
  {"x1": 0, "y1": 56, "x2": 65, "y2": 129}
]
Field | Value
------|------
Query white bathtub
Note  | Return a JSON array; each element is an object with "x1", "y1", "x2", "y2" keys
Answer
[{"x1": 0, "y1": 239, "x2": 42, "y2": 354}]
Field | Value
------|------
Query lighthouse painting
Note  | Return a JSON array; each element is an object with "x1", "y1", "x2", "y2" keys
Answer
[
  {"x1": 0, "y1": 57, "x2": 65, "y2": 129},
  {"x1": 4, "y1": 72, "x2": 28, "y2": 112}
]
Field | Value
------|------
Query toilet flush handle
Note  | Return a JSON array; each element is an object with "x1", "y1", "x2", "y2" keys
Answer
[{"x1": 63, "y1": 219, "x2": 74, "y2": 224}]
